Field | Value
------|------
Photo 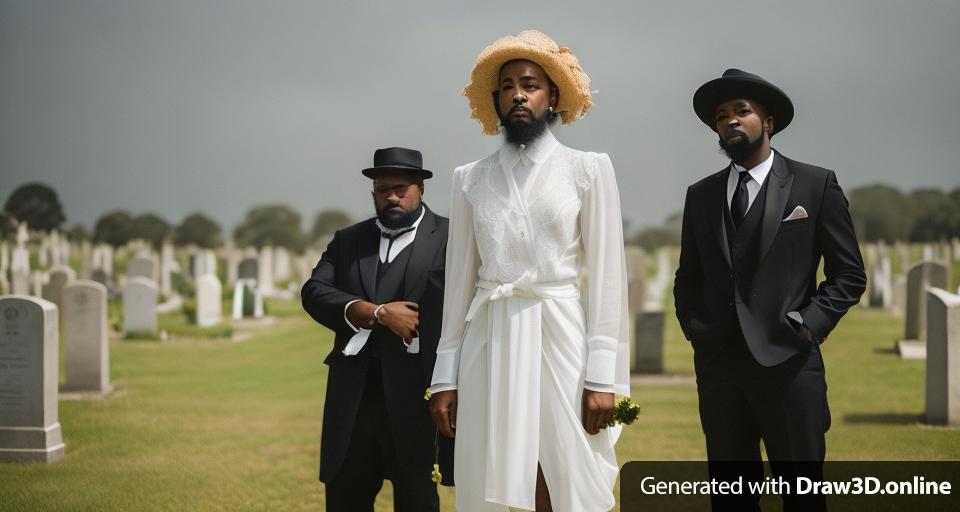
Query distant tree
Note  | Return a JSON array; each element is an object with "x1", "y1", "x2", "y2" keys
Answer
[
  {"x1": 93, "y1": 210, "x2": 134, "y2": 247},
  {"x1": 66, "y1": 224, "x2": 91, "y2": 242},
  {"x1": 632, "y1": 227, "x2": 681, "y2": 252},
  {"x1": 0, "y1": 211, "x2": 15, "y2": 240},
  {"x1": 909, "y1": 188, "x2": 960, "y2": 241},
  {"x1": 233, "y1": 204, "x2": 306, "y2": 252},
  {"x1": 3, "y1": 182, "x2": 66, "y2": 232},
  {"x1": 174, "y1": 213, "x2": 222, "y2": 248},
  {"x1": 311, "y1": 210, "x2": 353, "y2": 241},
  {"x1": 848, "y1": 184, "x2": 914, "y2": 242},
  {"x1": 131, "y1": 213, "x2": 172, "y2": 249}
]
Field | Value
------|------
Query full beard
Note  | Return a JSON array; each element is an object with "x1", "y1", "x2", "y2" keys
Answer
[
  {"x1": 718, "y1": 130, "x2": 766, "y2": 163},
  {"x1": 376, "y1": 203, "x2": 423, "y2": 230},
  {"x1": 501, "y1": 108, "x2": 552, "y2": 145}
]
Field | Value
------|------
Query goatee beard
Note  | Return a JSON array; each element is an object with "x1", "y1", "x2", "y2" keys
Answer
[
  {"x1": 376, "y1": 203, "x2": 423, "y2": 230},
  {"x1": 501, "y1": 108, "x2": 552, "y2": 145},
  {"x1": 718, "y1": 131, "x2": 766, "y2": 163}
]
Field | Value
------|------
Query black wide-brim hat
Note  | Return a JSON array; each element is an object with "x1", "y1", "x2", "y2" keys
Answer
[
  {"x1": 361, "y1": 147, "x2": 433, "y2": 179},
  {"x1": 693, "y1": 68, "x2": 794, "y2": 136}
]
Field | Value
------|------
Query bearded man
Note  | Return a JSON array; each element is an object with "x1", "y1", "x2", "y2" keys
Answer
[
  {"x1": 429, "y1": 30, "x2": 630, "y2": 512},
  {"x1": 674, "y1": 69, "x2": 866, "y2": 511},
  {"x1": 302, "y1": 147, "x2": 451, "y2": 511}
]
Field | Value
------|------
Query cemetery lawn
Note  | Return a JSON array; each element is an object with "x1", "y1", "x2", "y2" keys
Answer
[{"x1": 2, "y1": 301, "x2": 958, "y2": 511}]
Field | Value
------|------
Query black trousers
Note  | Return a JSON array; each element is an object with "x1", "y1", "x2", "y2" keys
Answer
[
  {"x1": 695, "y1": 329, "x2": 830, "y2": 512},
  {"x1": 325, "y1": 359, "x2": 439, "y2": 512}
]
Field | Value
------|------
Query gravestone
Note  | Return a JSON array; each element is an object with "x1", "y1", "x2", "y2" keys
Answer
[
  {"x1": 123, "y1": 277, "x2": 158, "y2": 336},
  {"x1": 238, "y1": 257, "x2": 259, "y2": 281},
  {"x1": 0, "y1": 296, "x2": 65, "y2": 463},
  {"x1": 925, "y1": 288, "x2": 960, "y2": 426},
  {"x1": 195, "y1": 274, "x2": 222, "y2": 328},
  {"x1": 258, "y1": 247, "x2": 275, "y2": 294},
  {"x1": 232, "y1": 279, "x2": 263, "y2": 319},
  {"x1": 11, "y1": 245, "x2": 30, "y2": 295},
  {"x1": 274, "y1": 247, "x2": 291, "y2": 281},
  {"x1": 225, "y1": 249, "x2": 239, "y2": 286},
  {"x1": 160, "y1": 244, "x2": 175, "y2": 296},
  {"x1": 62, "y1": 281, "x2": 111, "y2": 393},
  {"x1": 42, "y1": 265, "x2": 76, "y2": 309},
  {"x1": 127, "y1": 256, "x2": 156, "y2": 281},
  {"x1": 634, "y1": 299, "x2": 665, "y2": 374},
  {"x1": 899, "y1": 261, "x2": 950, "y2": 359}
]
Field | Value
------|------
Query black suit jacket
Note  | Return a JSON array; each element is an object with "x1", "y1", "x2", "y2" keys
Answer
[
  {"x1": 301, "y1": 205, "x2": 450, "y2": 484},
  {"x1": 673, "y1": 151, "x2": 866, "y2": 367}
]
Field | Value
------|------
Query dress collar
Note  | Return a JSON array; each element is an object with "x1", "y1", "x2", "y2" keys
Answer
[{"x1": 498, "y1": 128, "x2": 560, "y2": 171}]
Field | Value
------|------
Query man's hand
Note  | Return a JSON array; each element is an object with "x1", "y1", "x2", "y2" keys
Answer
[
  {"x1": 345, "y1": 300, "x2": 377, "y2": 330},
  {"x1": 430, "y1": 390, "x2": 457, "y2": 438},
  {"x1": 582, "y1": 390, "x2": 615, "y2": 435},
  {"x1": 377, "y1": 301, "x2": 420, "y2": 343}
]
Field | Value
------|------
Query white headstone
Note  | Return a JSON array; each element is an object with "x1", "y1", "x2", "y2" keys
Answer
[
  {"x1": 123, "y1": 277, "x2": 158, "y2": 335},
  {"x1": 258, "y1": 247, "x2": 275, "y2": 294},
  {"x1": 41, "y1": 265, "x2": 76, "y2": 309},
  {"x1": 0, "y1": 295, "x2": 65, "y2": 463},
  {"x1": 62, "y1": 281, "x2": 111, "y2": 393},
  {"x1": 925, "y1": 288, "x2": 960, "y2": 426},
  {"x1": 274, "y1": 247, "x2": 291, "y2": 281},
  {"x1": 195, "y1": 274, "x2": 222, "y2": 328},
  {"x1": 904, "y1": 261, "x2": 950, "y2": 341},
  {"x1": 127, "y1": 256, "x2": 156, "y2": 282}
]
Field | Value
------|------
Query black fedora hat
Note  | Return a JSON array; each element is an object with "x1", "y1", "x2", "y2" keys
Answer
[
  {"x1": 361, "y1": 147, "x2": 433, "y2": 179},
  {"x1": 693, "y1": 68, "x2": 794, "y2": 136}
]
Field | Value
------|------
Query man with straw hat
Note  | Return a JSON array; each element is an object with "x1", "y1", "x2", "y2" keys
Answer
[
  {"x1": 674, "y1": 69, "x2": 865, "y2": 511},
  {"x1": 428, "y1": 30, "x2": 629, "y2": 511}
]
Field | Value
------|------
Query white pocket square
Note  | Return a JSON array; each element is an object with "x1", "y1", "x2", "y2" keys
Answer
[{"x1": 782, "y1": 205, "x2": 808, "y2": 222}]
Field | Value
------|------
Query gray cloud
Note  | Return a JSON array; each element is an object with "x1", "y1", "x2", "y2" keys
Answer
[{"x1": 2, "y1": 0, "x2": 958, "y2": 236}]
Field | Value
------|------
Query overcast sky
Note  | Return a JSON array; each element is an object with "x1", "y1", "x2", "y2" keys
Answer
[{"x1": 2, "y1": 0, "x2": 958, "y2": 236}]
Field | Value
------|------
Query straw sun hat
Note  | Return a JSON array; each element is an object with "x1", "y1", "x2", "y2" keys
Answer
[{"x1": 463, "y1": 30, "x2": 593, "y2": 135}]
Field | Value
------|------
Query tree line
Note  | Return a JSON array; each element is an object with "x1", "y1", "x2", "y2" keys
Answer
[{"x1": 1, "y1": 183, "x2": 353, "y2": 252}]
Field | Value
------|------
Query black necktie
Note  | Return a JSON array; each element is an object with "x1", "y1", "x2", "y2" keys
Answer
[
  {"x1": 380, "y1": 226, "x2": 415, "y2": 263},
  {"x1": 731, "y1": 170, "x2": 752, "y2": 227}
]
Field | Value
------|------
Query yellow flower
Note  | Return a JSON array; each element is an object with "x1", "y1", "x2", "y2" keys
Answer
[
  {"x1": 431, "y1": 464, "x2": 442, "y2": 484},
  {"x1": 424, "y1": 388, "x2": 432, "y2": 401}
]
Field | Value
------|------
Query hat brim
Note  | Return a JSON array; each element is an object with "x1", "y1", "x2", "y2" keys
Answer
[
  {"x1": 463, "y1": 32, "x2": 593, "y2": 136},
  {"x1": 693, "y1": 77, "x2": 794, "y2": 135},
  {"x1": 361, "y1": 166, "x2": 433, "y2": 180}
]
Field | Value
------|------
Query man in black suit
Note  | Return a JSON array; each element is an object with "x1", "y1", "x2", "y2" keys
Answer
[
  {"x1": 674, "y1": 69, "x2": 866, "y2": 511},
  {"x1": 301, "y1": 147, "x2": 451, "y2": 512}
]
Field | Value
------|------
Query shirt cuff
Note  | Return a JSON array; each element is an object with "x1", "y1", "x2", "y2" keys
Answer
[
  {"x1": 583, "y1": 381, "x2": 614, "y2": 393},
  {"x1": 585, "y1": 335, "x2": 618, "y2": 385},
  {"x1": 343, "y1": 299, "x2": 362, "y2": 333},
  {"x1": 431, "y1": 349, "x2": 459, "y2": 387},
  {"x1": 430, "y1": 383, "x2": 457, "y2": 393}
]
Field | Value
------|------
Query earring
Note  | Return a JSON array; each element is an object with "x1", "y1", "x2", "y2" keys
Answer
[{"x1": 548, "y1": 106, "x2": 554, "y2": 112}]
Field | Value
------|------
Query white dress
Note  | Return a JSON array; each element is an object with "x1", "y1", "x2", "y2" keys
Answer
[{"x1": 432, "y1": 129, "x2": 630, "y2": 512}]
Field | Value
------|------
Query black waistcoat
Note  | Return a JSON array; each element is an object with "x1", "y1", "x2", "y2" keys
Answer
[
  {"x1": 723, "y1": 172, "x2": 771, "y2": 303},
  {"x1": 375, "y1": 243, "x2": 414, "y2": 304}
]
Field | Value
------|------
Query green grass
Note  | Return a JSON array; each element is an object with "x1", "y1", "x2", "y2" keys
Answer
[{"x1": 2, "y1": 300, "x2": 958, "y2": 511}]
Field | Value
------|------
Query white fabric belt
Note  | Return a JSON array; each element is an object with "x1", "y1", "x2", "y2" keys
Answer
[{"x1": 464, "y1": 278, "x2": 580, "y2": 322}]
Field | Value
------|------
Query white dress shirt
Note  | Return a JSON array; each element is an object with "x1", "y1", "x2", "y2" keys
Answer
[{"x1": 726, "y1": 149, "x2": 775, "y2": 211}]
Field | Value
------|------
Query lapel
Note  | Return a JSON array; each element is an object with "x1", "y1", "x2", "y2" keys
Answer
[
  {"x1": 402, "y1": 206, "x2": 440, "y2": 300},
  {"x1": 758, "y1": 151, "x2": 794, "y2": 262},
  {"x1": 712, "y1": 166, "x2": 733, "y2": 268},
  {"x1": 357, "y1": 220, "x2": 380, "y2": 299}
]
